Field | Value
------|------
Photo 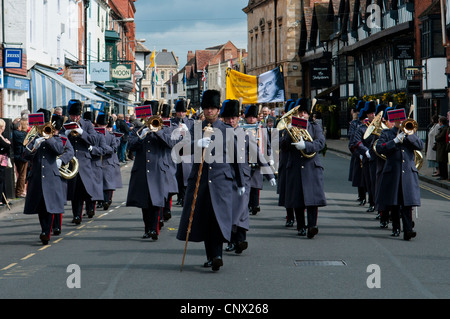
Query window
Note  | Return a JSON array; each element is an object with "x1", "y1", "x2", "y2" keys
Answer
[{"x1": 420, "y1": 18, "x2": 446, "y2": 58}]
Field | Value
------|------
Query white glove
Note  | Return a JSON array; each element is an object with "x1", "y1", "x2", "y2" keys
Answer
[
  {"x1": 394, "y1": 132, "x2": 406, "y2": 144},
  {"x1": 179, "y1": 123, "x2": 188, "y2": 132},
  {"x1": 238, "y1": 187, "x2": 245, "y2": 196},
  {"x1": 88, "y1": 145, "x2": 93, "y2": 152},
  {"x1": 34, "y1": 137, "x2": 46, "y2": 150},
  {"x1": 197, "y1": 137, "x2": 211, "y2": 148},
  {"x1": 56, "y1": 159, "x2": 62, "y2": 168},
  {"x1": 365, "y1": 150, "x2": 371, "y2": 159},
  {"x1": 65, "y1": 129, "x2": 72, "y2": 136},
  {"x1": 359, "y1": 155, "x2": 363, "y2": 161},
  {"x1": 74, "y1": 128, "x2": 83, "y2": 135},
  {"x1": 269, "y1": 178, "x2": 277, "y2": 187},
  {"x1": 139, "y1": 128, "x2": 149, "y2": 139},
  {"x1": 292, "y1": 137, "x2": 306, "y2": 150},
  {"x1": 268, "y1": 159, "x2": 274, "y2": 166}
]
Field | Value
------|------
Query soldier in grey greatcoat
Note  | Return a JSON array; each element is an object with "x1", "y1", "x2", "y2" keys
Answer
[
  {"x1": 51, "y1": 114, "x2": 74, "y2": 236},
  {"x1": 352, "y1": 101, "x2": 377, "y2": 213},
  {"x1": 376, "y1": 106, "x2": 424, "y2": 240},
  {"x1": 126, "y1": 102, "x2": 181, "y2": 240},
  {"x1": 221, "y1": 99, "x2": 251, "y2": 254},
  {"x1": 82, "y1": 112, "x2": 110, "y2": 218},
  {"x1": 279, "y1": 99, "x2": 326, "y2": 238},
  {"x1": 243, "y1": 104, "x2": 276, "y2": 215},
  {"x1": 348, "y1": 101, "x2": 367, "y2": 205},
  {"x1": 61, "y1": 100, "x2": 100, "y2": 224},
  {"x1": 177, "y1": 90, "x2": 245, "y2": 272},
  {"x1": 23, "y1": 109, "x2": 65, "y2": 245},
  {"x1": 171, "y1": 99, "x2": 194, "y2": 206},
  {"x1": 278, "y1": 100, "x2": 295, "y2": 226},
  {"x1": 160, "y1": 103, "x2": 181, "y2": 224},
  {"x1": 96, "y1": 113, "x2": 121, "y2": 210}
]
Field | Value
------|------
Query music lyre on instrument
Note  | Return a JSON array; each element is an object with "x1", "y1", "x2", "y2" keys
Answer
[{"x1": 181, "y1": 123, "x2": 214, "y2": 272}]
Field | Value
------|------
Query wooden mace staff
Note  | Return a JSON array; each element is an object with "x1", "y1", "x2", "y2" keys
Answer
[{"x1": 180, "y1": 123, "x2": 214, "y2": 272}]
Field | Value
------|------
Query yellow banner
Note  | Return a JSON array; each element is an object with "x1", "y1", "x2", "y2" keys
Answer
[{"x1": 226, "y1": 68, "x2": 258, "y2": 104}]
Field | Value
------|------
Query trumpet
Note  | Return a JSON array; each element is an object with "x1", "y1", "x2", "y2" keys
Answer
[
  {"x1": 136, "y1": 115, "x2": 164, "y2": 138},
  {"x1": 70, "y1": 121, "x2": 81, "y2": 137}
]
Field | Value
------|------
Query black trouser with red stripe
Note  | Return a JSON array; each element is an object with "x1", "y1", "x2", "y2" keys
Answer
[
  {"x1": 72, "y1": 174, "x2": 91, "y2": 221},
  {"x1": 37, "y1": 198, "x2": 54, "y2": 238},
  {"x1": 294, "y1": 206, "x2": 318, "y2": 230},
  {"x1": 249, "y1": 187, "x2": 260, "y2": 208}
]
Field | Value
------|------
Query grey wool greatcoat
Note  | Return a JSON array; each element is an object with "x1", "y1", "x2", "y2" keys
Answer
[
  {"x1": 57, "y1": 135, "x2": 75, "y2": 203},
  {"x1": 176, "y1": 119, "x2": 245, "y2": 243},
  {"x1": 89, "y1": 131, "x2": 111, "y2": 199},
  {"x1": 279, "y1": 121, "x2": 327, "y2": 208},
  {"x1": 171, "y1": 116, "x2": 195, "y2": 186},
  {"x1": 61, "y1": 118, "x2": 102, "y2": 200},
  {"x1": 23, "y1": 137, "x2": 65, "y2": 214},
  {"x1": 375, "y1": 127, "x2": 424, "y2": 207},
  {"x1": 246, "y1": 127, "x2": 274, "y2": 189},
  {"x1": 126, "y1": 126, "x2": 180, "y2": 208},
  {"x1": 230, "y1": 127, "x2": 252, "y2": 231},
  {"x1": 102, "y1": 131, "x2": 121, "y2": 190},
  {"x1": 348, "y1": 121, "x2": 365, "y2": 187}
]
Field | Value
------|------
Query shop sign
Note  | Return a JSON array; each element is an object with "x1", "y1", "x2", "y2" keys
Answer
[
  {"x1": 3, "y1": 48, "x2": 23, "y2": 69},
  {"x1": 111, "y1": 63, "x2": 132, "y2": 80}
]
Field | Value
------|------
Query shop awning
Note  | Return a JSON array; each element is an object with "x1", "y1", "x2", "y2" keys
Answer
[
  {"x1": 30, "y1": 65, "x2": 106, "y2": 112},
  {"x1": 93, "y1": 90, "x2": 135, "y2": 108}
]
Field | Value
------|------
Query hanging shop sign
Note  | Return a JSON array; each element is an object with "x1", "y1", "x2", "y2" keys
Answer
[{"x1": 111, "y1": 63, "x2": 132, "y2": 80}]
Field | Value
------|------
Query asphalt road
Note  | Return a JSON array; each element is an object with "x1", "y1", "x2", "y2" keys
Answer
[{"x1": 0, "y1": 150, "x2": 449, "y2": 300}]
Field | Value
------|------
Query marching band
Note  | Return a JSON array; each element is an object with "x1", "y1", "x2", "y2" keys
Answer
[{"x1": 19, "y1": 91, "x2": 424, "y2": 270}]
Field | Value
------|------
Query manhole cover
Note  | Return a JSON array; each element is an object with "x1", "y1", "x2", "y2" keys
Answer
[{"x1": 294, "y1": 260, "x2": 347, "y2": 266}]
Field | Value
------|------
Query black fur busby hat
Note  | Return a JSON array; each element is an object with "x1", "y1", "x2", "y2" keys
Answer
[
  {"x1": 175, "y1": 100, "x2": 187, "y2": 112},
  {"x1": 161, "y1": 104, "x2": 171, "y2": 118},
  {"x1": 284, "y1": 99, "x2": 294, "y2": 113},
  {"x1": 295, "y1": 98, "x2": 309, "y2": 114},
  {"x1": 220, "y1": 99, "x2": 240, "y2": 118},
  {"x1": 68, "y1": 99, "x2": 82, "y2": 116},
  {"x1": 244, "y1": 104, "x2": 258, "y2": 118},
  {"x1": 356, "y1": 100, "x2": 365, "y2": 112},
  {"x1": 383, "y1": 107, "x2": 393, "y2": 121},
  {"x1": 201, "y1": 89, "x2": 221, "y2": 109},
  {"x1": 83, "y1": 111, "x2": 95, "y2": 123},
  {"x1": 37, "y1": 108, "x2": 52, "y2": 123},
  {"x1": 364, "y1": 101, "x2": 376, "y2": 114},
  {"x1": 376, "y1": 104, "x2": 388, "y2": 115},
  {"x1": 143, "y1": 100, "x2": 160, "y2": 116},
  {"x1": 51, "y1": 114, "x2": 64, "y2": 130},
  {"x1": 96, "y1": 112, "x2": 108, "y2": 126}
]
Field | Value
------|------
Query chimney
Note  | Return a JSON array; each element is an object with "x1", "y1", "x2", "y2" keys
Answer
[{"x1": 187, "y1": 50, "x2": 194, "y2": 62}]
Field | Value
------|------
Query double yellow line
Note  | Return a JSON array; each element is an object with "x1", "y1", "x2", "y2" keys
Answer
[
  {"x1": 420, "y1": 184, "x2": 450, "y2": 200},
  {"x1": 0, "y1": 203, "x2": 123, "y2": 273}
]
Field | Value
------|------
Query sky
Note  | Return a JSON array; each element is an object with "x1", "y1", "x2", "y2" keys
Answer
[{"x1": 134, "y1": 0, "x2": 248, "y2": 68}]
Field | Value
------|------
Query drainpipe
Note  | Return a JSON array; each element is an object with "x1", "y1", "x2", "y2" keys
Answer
[{"x1": 440, "y1": 0, "x2": 448, "y2": 47}]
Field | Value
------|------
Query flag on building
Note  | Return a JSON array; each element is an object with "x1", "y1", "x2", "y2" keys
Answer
[
  {"x1": 202, "y1": 67, "x2": 206, "y2": 82},
  {"x1": 226, "y1": 66, "x2": 285, "y2": 104},
  {"x1": 149, "y1": 50, "x2": 156, "y2": 68}
]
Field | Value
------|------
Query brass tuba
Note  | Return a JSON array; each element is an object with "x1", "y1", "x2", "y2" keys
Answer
[
  {"x1": 277, "y1": 105, "x2": 316, "y2": 158},
  {"x1": 364, "y1": 112, "x2": 387, "y2": 160}
]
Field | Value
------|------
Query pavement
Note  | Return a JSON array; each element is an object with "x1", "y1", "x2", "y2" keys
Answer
[
  {"x1": 1, "y1": 138, "x2": 448, "y2": 215},
  {"x1": 325, "y1": 138, "x2": 450, "y2": 190}
]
